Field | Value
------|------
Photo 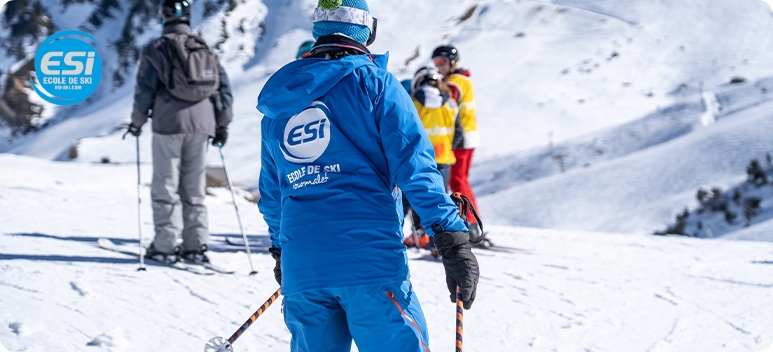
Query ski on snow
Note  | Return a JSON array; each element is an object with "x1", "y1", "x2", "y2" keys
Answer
[
  {"x1": 468, "y1": 234, "x2": 528, "y2": 254},
  {"x1": 98, "y1": 238, "x2": 224, "y2": 275},
  {"x1": 223, "y1": 237, "x2": 272, "y2": 253},
  {"x1": 182, "y1": 257, "x2": 235, "y2": 274},
  {"x1": 472, "y1": 244, "x2": 527, "y2": 254}
]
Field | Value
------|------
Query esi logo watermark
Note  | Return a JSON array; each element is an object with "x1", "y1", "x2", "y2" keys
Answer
[{"x1": 30, "y1": 30, "x2": 102, "y2": 106}]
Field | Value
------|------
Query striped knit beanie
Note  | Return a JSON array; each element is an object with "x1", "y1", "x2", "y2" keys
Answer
[{"x1": 312, "y1": 0, "x2": 371, "y2": 44}]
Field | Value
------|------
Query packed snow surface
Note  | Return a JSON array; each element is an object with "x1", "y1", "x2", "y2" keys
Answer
[{"x1": 1, "y1": 154, "x2": 772, "y2": 351}]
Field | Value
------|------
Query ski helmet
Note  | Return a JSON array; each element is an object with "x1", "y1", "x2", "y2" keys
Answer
[
  {"x1": 160, "y1": 0, "x2": 191, "y2": 26},
  {"x1": 432, "y1": 44, "x2": 459, "y2": 67},
  {"x1": 412, "y1": 66, "x2": 441, "y2": 92},
  {"x1": 296, "y1": 40, "x2": 315, "y2": 59}
]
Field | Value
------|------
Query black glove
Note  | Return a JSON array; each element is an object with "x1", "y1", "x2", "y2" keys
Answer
[
  {"x1": 212, "y1": 126, "x2": 228, "y2": 146},
  {"x1": 268, "y1": 247, "x2": 282, "y2": 286},
  {"x1": 127, "y1": 123, "x2": 142, "y2": 137},
  {"x1": 434, "y1": 231, "x2": 479, "y2": 309}
]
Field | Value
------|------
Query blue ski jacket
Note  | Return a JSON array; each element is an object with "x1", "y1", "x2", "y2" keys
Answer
[{"x1": 256, "y1": 52, "x2": 468, "y2": 295}]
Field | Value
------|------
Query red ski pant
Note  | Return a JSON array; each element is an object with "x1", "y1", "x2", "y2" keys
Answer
[{"x1": 450, "y1": 148, "x2": 479, "y2": 224}]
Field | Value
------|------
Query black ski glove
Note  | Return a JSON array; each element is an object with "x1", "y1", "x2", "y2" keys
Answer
[
  {"x1": 212, "y1": 126, "x2": 228, "y2": 146},
  {"x1": 434, "y1": 231, "x2": 479, "y2": 309},
  {"x1": 268, "y1": 247, "x2": 282, "y2": 286},
  {"x1": 127, "y1": 123, "x2": 142, "y2": 137}
]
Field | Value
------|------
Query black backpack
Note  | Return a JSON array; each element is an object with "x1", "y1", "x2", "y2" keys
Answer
[{"x1": 161, "y1": 33, "x2": 220, "y2": 102}]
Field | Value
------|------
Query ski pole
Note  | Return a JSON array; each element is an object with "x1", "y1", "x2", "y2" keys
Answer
[
  {"x1": 408, "y1": 208, "x2": 421, "y2": 252},
  {"x1": 205, "y1": 287, "x2": 281, "y2": 352},
  {"x1": 455, "y1": 285, "x2": 463, "y2": 352},
  {"x1": 218, "y1": 145, "x2": 258, "y2": 275},
  {"x1": 122, "y1": 128, "x2": 147, "y2": 271},
  {"x1": 135, "y1": 135, "x2": 146, "y2": 271}
]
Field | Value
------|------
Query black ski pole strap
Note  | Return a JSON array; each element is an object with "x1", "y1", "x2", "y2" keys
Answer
[{"x1": 451, "y1": 192, "x2": 483, "y2": 234}]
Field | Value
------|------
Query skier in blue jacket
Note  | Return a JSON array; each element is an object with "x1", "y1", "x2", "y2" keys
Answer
[{"x1": 256, "y1": 1, "x2": 480, "y2": 351}]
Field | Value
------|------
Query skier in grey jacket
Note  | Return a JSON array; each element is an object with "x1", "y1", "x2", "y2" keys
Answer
[{"x1": 127, "y1": 0, "x2": 233, "y2": 264}]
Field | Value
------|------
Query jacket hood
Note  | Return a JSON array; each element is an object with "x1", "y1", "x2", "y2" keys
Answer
[
  {"x1": 162, "y1": 23, "x2": 191, "y2": 35},
  {"x1": 257, "y1": 53, "x2": 390, "y2": 119}
]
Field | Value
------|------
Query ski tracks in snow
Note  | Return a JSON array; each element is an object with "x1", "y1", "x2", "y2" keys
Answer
[{"x1": 442, "y1": 225, "x2": 773, "y2": 351}]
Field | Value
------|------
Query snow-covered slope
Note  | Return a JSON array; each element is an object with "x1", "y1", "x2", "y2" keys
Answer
[
  {"x1": 657, "y1": 157, "x2": 773, "y2": 241},
  {"x1": 473, "y1": 76, "x2": 773, "y2": 236},
  {"x1": 4, "y1": 0, "x2": 773, "y2": 234},
  {"x1": 1, "y1": 153, "x2": 772, "y2": 351}
]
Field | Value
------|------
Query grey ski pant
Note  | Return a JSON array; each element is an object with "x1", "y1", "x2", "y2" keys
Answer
[{"x1": 150, "y1": 133, "x2": 209, "y2": 253}]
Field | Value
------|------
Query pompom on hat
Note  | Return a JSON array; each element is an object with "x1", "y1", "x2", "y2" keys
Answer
[{"x1": 312, "y1": 0, "x2": 374, "y2": 45}]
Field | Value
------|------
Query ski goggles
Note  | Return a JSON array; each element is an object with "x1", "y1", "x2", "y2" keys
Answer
[
  {"x1": 313, "y1": 6, "x2": 378, "y2": 46},
  {"x1": 433, "y1": 57, "x2": 450, "y2": 66}
]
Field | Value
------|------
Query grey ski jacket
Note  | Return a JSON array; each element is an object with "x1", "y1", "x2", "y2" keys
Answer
[{"x1": 131, "y1": 23, "x2": 233, "y2": 136}]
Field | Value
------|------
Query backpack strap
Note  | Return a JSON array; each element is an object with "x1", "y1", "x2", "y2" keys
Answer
[{"x1": 161, "y1": 33, "x2": 182, "y2": 90}]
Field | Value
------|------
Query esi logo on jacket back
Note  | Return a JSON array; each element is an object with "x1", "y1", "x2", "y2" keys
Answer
[{"x1": 281, "y1": 101, "x2": 331, "y2": 163}]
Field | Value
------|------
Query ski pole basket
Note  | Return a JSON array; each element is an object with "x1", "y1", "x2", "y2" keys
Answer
[{"x1": 205, "y1": 287, "x2": 281, "y2": 352}]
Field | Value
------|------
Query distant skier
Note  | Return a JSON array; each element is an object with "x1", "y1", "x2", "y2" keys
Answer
[
  {"x1": 432, "y1": 44, "x2": 487, "y2": 245},
  {"x1": 256, "y1": 1, "x2": 480, "y2": 350},
  {"x1": 403, "y1": 66, "x2": 463, "y2": 251},
  {"x1": 127, "y1": 0, "x2": 233, "y2": 264},
  {"x1": 411, "y1": 66, "x2": 461, "y2": 192}
]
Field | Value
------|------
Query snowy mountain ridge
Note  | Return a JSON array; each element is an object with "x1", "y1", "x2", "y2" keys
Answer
[
  {"x1": 473, "y1": 76, "x2": 773, "y2": 196},
  {"x1": 472, "y1": 75, "x2": 773, "y2": 239}
]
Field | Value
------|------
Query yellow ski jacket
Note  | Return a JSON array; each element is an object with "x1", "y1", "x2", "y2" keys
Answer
[
  {"x1": 413, "y1": 85, "x2": 459, "y2": 165},
  {"x1": 445, "y1": 69, "x2": 480, "y2": 149}
]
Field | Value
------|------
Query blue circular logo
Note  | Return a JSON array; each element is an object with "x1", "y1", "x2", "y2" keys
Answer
[
  {"x1": 31, "y1": 30, "x2": 102, "y2": 106},
  {"x1": 281, "y1": 101, "x2": 332, "y2": 164}
]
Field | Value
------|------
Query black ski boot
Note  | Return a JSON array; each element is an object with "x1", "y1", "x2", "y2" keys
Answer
[
  {"x1": 145, "y1": 245, "x2": 181, "y2": 264},
  {"x1": 181, "y1": 244, "x2": 210, "y2": 265}
]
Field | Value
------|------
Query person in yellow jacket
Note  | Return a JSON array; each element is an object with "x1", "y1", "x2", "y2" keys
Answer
[
  {"x1": 432, "y1": 44, "x2": 487, "y2": 245},
  {"x1": 403, "y1": 66, "x2": 462, "y2": 250},
  {"x1": 412, "y1": 66, "x2": 461, "y2": 187}
]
